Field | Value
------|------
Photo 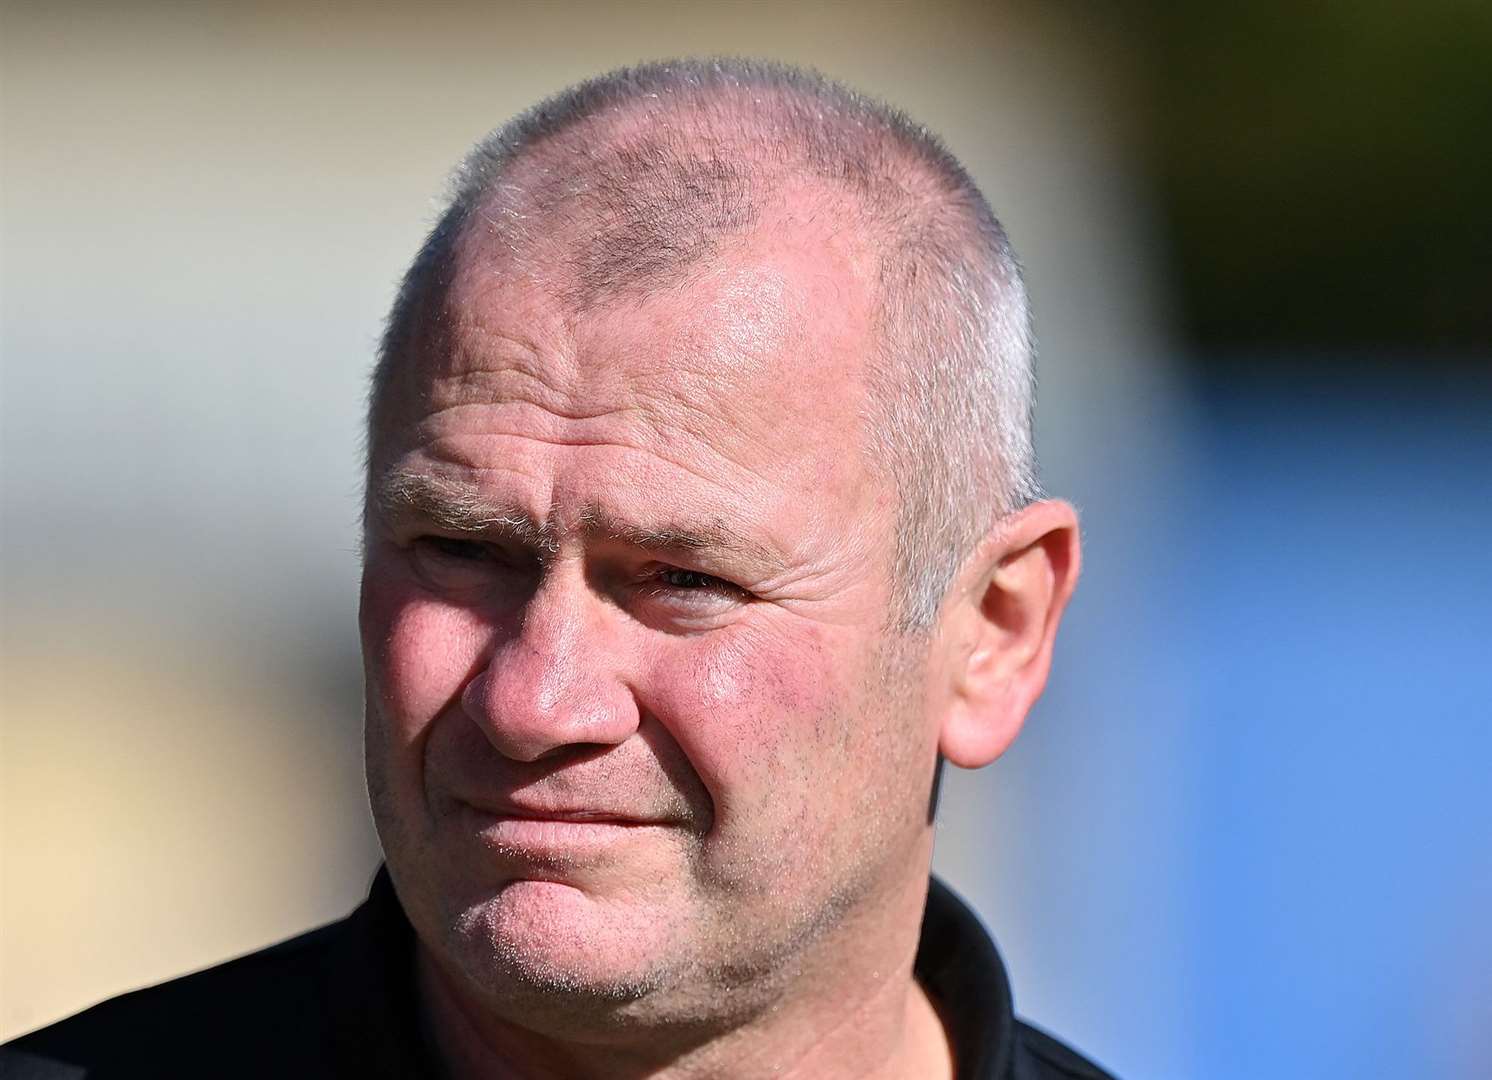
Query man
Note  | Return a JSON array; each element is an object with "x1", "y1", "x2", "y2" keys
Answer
[{"x1": 4, "y1": 60, "x2": 1105, "y2": 1078}]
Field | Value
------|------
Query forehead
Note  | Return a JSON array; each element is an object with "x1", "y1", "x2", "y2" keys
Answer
[{"x1": 377, "y1": 211, "x2": 882, "y2": 480}]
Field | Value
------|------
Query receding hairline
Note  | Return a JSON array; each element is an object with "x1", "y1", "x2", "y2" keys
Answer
[{"x1": 451, "y1": 79, "x2": 966, "y2": 315}]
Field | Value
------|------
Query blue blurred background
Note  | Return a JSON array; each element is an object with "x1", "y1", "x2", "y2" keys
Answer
[{"x1": 3, "y1": 3, "x2": 1489, "y2": 1076}]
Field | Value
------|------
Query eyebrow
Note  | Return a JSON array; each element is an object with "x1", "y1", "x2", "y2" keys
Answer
[
  {"x1": 369, "y1": 468, "x2": 787, "y2": 574},
  {"x1": 370, "y1": 469, "x2": 557, "y2": 551}
]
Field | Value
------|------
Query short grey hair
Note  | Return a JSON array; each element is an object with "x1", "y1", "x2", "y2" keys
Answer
[{"x1": 370, "y1": 58, "x2": 1041, "y2": 629}]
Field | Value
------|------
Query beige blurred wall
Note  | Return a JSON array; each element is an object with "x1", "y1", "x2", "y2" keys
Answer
[{"x1": 1, "y1": 0, "x2": 1171, "y2": 1058}]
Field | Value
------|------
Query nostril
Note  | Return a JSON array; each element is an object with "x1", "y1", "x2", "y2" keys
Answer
[{"x1": 460, "y1": 641, "x2": 640, "y2": 763}]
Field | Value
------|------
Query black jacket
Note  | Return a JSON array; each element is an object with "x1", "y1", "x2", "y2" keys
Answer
[{"x1": 3, "y1": 873, "x2": 1115, "y2": 1079}]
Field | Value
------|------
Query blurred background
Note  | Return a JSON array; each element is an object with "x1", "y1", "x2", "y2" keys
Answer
[{"x1": 3, "y1": 2, "x2": 1489, "y2": 1076}]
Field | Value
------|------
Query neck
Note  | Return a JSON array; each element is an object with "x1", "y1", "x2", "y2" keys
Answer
[{"x1": 416, "y1": 873, "x2": 954, "y2": 1080}]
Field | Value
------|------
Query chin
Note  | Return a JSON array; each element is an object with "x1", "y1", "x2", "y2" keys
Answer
[{"x1": 445, "y1": 878, "x2": 685, "y2": 1006}]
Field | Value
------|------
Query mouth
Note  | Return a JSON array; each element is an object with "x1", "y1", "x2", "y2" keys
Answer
[
  {"x1": 455, "y1": 801, "x2": 674, "y2": 861},
  {"x1": 488, "y1": 805, "x2": 658, "y2": 826},
  {"x1": 459, "y1": 795, "x2": 669, "y2": 825}
]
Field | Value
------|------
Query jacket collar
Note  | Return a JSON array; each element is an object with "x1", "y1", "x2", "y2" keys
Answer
[{"x1": 331, "y1": 869, "x2": 1019, "y2": 1079}]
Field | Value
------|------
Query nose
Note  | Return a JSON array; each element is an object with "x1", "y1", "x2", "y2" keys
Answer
[{"x1": 461, "y1": 567, "x2": 639, "y2": 762}]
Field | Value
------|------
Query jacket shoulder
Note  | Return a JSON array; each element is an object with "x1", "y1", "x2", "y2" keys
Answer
[
  {"x1": 1, "y1": 922, "x2": 343, "y2": 1079},
  {"x1": 1012, "y1": 1020, "x2": 1119, "y2": 1079}
]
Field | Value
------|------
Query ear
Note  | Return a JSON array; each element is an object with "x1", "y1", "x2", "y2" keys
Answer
[{"x1": 935, "y1": 500, "x2": 1081, "y2": 769}]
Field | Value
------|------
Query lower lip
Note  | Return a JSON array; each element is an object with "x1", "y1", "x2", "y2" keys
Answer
[{"x1": 460, "y1": 807, "x2": 664, "y2": 856}]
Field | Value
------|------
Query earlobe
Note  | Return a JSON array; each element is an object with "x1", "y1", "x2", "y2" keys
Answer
[{"x1": 937, "y1": 500, "x2": 1081, "y2": 769}]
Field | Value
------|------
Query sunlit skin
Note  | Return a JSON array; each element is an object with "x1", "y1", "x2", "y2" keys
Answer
[{"x1": 359, "y1": 197, "x2": 1081, "y2": 1078}]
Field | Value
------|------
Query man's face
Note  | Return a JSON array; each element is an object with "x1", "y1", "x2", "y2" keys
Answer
[{"x1": 360, "y1": 221, "x2": 943, "y2": 1023}]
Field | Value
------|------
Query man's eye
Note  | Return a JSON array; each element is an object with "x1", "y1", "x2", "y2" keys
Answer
[
  {"x1": 407, "y1": 536, "x2": 530, "y2": 593},
  {"x1": 418, "y1": 536, "x2": 489, "y2": 562},
  {"x1": 640, "y1": 567, "x2": 750, "y2": 624},
  {"x1": 659, "y1": 569, "x2": 724, "y2": 590}
]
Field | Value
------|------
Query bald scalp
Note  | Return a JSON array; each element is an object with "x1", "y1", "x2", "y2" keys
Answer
[{"x1": 370, "y1": 58, "x2": 1039, "y2": 627}]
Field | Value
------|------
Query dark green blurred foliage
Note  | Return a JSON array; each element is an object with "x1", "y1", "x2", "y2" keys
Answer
[{"x1": 1140, "y1": 3, "x2": 1492, "y2": 356}]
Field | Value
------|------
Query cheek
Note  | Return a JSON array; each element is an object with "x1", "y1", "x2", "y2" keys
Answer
[
  {"x1": 361, "y1": 573, "x2": 487, "y2": 743},
  {"x1": 649, "y1": 623, "x2": 853, "y2": 829}
]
